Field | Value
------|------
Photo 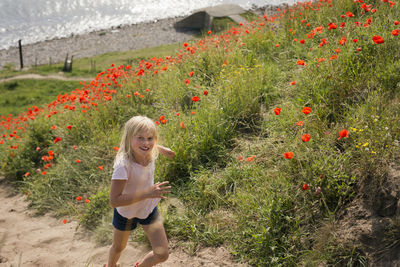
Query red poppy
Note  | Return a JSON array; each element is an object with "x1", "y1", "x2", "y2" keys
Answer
[
  {"x1": 184, "y1": 79, "x2": 191, "y2": 85},
  {"x1": 76, "y1": 196, "x2": 82, "y2": 201},
  {"x1": 76, "y1": 159, "x2": 81, "y2": 163},
  {"x1": 159, "y1": 115, "x2": 165, "y2": 121},
  {"x1": 98, "y1": 165, "x2": 103, "y2": 170},
  {"x1": 290, "y1": 81, "x2": 296, "y2": 85},
  {"x1": 330, "y1": 55, "x2": 338, "y2": 60},
  {"x1": 85, "y1": 198, "x2": 90, "y2": 203},
  {"x1": 392, "y1": 29, "x2": 399, "y2": 36},
  {"x1": 180, "y1": 121, "x2": 185, "y2": 129},
  {"x1": 238, "y1": 155, "x2": 244, "y2": 161},
  {"x1": 283, "y1": 152, "x2": 294, "y2": 159},
  {"x1": 66, "y1": 125, "x2": 72, "y2": 130},
  {"x1": 274, "y1": 107, "x2": 281, "y2": 115},
  {"x1": 302, "y1": 107, "x2": 312, "y2": 115},
  {"x1": 54, "y1": 137, "x2": 62, "y2": 144},
  {"x1": 352, "y1": 39, "x2": 358, "y2": 43},
  {"x1": 328, "y1": 22, "x2": 337, "y2": 30},
  {"x1": 207, "y1": 30, "x2": 211, "y2": 34},
  {"x1": 126, "y1": 94, "x2": 131, "y2": 98},
  {"x1": 301, "y1": 134, "x2": 311, "y2": 142},
  {"x1": 395, "y1": 21, "x2": 399, "y2": 25},
  {"x1": 113, "y1": 147, "x2": 119, "y2": 151},
  {"x1": 346, "y1": 11, "x2": 354, "y2": 17},
  {"x1": 188, "y1": 71, "x2": 194, "y2": 77},
  {"x1": 372, "y1": 35, "x2": 384, "y2": 44},
  {"x1": 62, "y1": 219, "x2": 67, "y2": 224},
  {"x1": 296, "y1": 121, "x2": 304, "y2": 126},
  {"x1": 51, "y1": 125, "x2": 57, "y2": 130},
  {"x1": 338, "y1": 129, "x2": 349, "y2": 140},
  {"x1": 24, "y1": 172, "x2": 30, "y2": 177},
  {"x1": 297, "y1": 60, "x2": 306, "y2": 66},
  {"x1": 302, "y1": 183, "x2": 310, "y2": 190},
  {"x1": 41, "y1": 171, "x2": 47, "y2": 175},
  {"x1": 36, "y1": 147, "x2": 41, "y2": 151},
  {"x1": 192, "y1": 96, "x2": 199, "y2": 102},
  {"x1": 247, "y1": 156, "x2": 256, "y2": 162},
  {"x1": 73, "y1": 145, "x2": 78, "y2": 150},
  {"x1": 275, "y1": 44, "x2": 280, "y2": 47},
  {"x1": 203, "y1": 90, "x2": 209, "y2": 96}
]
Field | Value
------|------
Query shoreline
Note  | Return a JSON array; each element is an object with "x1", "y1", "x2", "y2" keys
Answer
[
  {"x1": 0, "y1": 5, "x2": 277, "y2": 70},
  {"x1": 0, "y1": 16, "x2": 196, "y2": 70}
]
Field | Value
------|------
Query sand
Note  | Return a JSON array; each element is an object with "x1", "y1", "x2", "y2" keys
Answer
[{"x1": 0, "y1": 177, "x2": 247, "y2": 267}]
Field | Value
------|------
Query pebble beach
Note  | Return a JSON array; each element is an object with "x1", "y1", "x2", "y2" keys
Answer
[
  {"x1": 0, "y1": 16, "x2": 196, "y2": 70},
  {"x1": 0, "y1": 5, "x2": 275, "y2": 70}
]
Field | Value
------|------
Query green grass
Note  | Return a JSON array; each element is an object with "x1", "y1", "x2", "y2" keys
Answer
[
  {"x1": 1, "y1": 0, "x2": 400, "y2": 266},
  {"x1": 0, "y1": 42, "x2": 184, "y2": 79},
  {"x1": 0, "y1": 79, "x2": 82, "y2": 116}
]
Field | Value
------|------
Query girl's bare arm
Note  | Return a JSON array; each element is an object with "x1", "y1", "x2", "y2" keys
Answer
[
  {"x1": 157, "y1": 145, "x2": 175, "y2": 160},
  {"x1": 109, "y1": 180, "x2": 171, "y2": 208}
]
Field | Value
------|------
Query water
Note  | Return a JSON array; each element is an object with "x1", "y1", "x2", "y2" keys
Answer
[{"x1": 0, "y1": 0, "x2": 294, "y2": 50}]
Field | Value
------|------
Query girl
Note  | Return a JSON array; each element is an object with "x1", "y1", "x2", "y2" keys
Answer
[{"x1": 107, "y1": 115, "x2": 175, "y2": 267}]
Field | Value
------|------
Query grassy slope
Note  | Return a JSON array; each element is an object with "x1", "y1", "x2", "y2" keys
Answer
[
  {"x1": 0, "y1": 79, "x2": 83, "y2": 116},
  {"x1": 1, "y1": 1, "x2": 399, "y2": 266}
]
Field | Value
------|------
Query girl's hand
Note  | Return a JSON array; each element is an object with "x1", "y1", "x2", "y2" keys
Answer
[
  {"x1": 147, "y1": 181, "x2": 171, "y2": 199},
  {"x1": 158, "y1": 145, "x2": 176, "y2": 160}
]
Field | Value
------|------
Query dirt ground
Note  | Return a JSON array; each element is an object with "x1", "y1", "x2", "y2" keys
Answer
[{"x1": 0, "y1": 177, "x2": 247, "y2": 267}]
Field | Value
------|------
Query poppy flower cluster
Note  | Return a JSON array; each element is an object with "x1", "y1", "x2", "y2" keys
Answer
[{"x1": 0, "y1": 0, "x2": 394, "y2": 227}]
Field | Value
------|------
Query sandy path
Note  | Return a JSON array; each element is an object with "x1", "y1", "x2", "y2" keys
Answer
[{"x1": 0, "y1": 178, "x2": 246, "y2": 267}]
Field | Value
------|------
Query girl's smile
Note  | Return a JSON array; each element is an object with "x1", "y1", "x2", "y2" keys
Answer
[{"x1": 131, "y1": 131, "x2": 155, "y2": 162}]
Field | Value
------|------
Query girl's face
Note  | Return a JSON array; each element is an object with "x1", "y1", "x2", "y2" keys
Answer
[{"x1": 130, "y1": 131, "x2": 155, "y2": 160}]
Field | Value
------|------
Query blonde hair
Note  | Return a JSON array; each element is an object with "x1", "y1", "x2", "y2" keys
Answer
[{"x1": 115, "y1": 115, "x2": 158, "y2": 164}]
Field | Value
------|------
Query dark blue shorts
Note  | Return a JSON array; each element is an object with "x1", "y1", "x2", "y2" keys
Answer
[{"x1": 112, "y1": 206, "x2": 159, "y2": 231}]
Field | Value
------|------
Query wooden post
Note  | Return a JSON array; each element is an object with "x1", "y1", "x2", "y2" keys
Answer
[
  {"x1": 63, "y1": 53, "x2": 69, "y2": 71},
  {"x1": 18, "y1": 39, "x2": 23, "y2": 70},
  {"x1": 69, "y1": 55, "x2": 73, "y2": 72}
]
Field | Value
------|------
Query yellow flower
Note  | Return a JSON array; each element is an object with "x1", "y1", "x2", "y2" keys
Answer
[
  {"x1": 371, "y1": 151, "x2": 376, "y2": 154},
  {"x1": 362, "y1": 142, "x2": 369, "y2": 147},
  {"x1": 350, "y1": 127, "x2": 358, "y2": 132}
]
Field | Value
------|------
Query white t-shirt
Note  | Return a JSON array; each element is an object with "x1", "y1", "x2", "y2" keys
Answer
[{"x1": 112, "y1": 158, "x2": 160, "y2": 219}]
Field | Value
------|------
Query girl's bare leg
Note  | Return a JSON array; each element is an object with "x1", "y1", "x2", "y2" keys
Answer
[
  {"x1": 107, "y1": 228, "x2": 130, "y2": 267},
  {"x1": 138, "y1": 219, "x2": 169, "y2": 267}
]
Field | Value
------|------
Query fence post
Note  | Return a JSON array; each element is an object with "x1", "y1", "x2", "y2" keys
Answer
[{"x1": 18, "y1": 39, "x2": 24, "y2": 70}]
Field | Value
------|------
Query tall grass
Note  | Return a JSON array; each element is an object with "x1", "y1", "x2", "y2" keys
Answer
[{"x1": 1, "y1": 0, "x2": 399, "y2": 265}]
